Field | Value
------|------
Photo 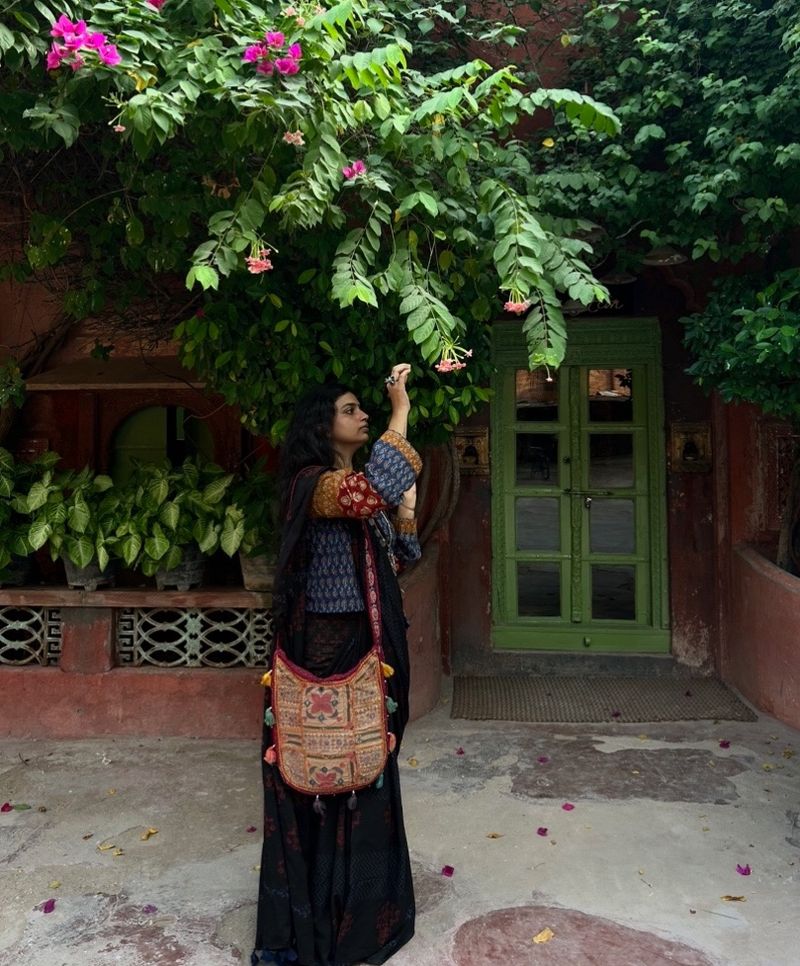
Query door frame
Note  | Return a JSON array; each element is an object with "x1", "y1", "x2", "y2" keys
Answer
[{"x1": 490, "y1": 317, "x2": 670, "y2": 652}]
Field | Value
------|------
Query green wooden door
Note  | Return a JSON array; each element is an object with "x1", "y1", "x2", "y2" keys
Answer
[{"x1": 491, "y1": 318, "x2": 670, "y2": 652}]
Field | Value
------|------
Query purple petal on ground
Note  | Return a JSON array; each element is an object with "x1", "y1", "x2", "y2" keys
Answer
[
  {"x1": 537, "y1": 755, "x2": 550, "y2": 765},
  {"x1": 142, "y1": 904, "x2": 158, "y2": 914},
  {"x1": 562, "y1": 802, "x2": 575, "y2": 811},
  {"x1": 537, "y1": 827, "x2": 548, "y2": 837},
  {"x1": 246, "y1": 825, "x2": 257, "y2": 832},
  {"x1": 39, "y1": 898, "x2": 56, "y2": 914},
  {"x1": 441, "y1": 865, "x2": 454, "y2": 877},
  {"x1": 719, "y1": 740, "x2": 731, "y2": 749},
  {"x1": 736, "y1": 863, "x2": 751, "y2": 876},
  {"x1": 1, "y1": 802, "x2": 12, "y2": 812},
  {"x1": 455, "y1": 747, "x2": 465, "y2": 756},
  {"x1": 611, "y1": 710, "x2": 621, "y2": 719}
]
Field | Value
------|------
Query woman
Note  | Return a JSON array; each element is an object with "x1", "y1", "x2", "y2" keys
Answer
[{"x1": 253, "y1": 364, "x2": 421, "y2": 966}]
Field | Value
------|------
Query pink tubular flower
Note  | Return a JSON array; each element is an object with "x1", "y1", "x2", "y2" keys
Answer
[
  {"x1": 282, "y1": 5, "x2": 298, "y2": 14},
  {"x1": 265, "y1": 30, "x2": 285, "y2": 48},
  {"x1": 113, "y1": 124, "x2": 126, "y2": 132},
  {"x1": 246, "y1": 249, "x2": 274, "y2": 274},
  {"x1": 503, "y1": 299, "x2": 530, "y2": 315},
  {"x1": 295, "y1": 16, "x2": 306, "y2": 26},
  {"x1": 434, "y1": 359, "x2": 466, "y2": 373},
  {"x1": 282, "y1": 130, "x2": 305, "y2": 146}
]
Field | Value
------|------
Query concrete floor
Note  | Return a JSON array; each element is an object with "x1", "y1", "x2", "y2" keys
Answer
[{"x1": 1, "y1": 687, "x2": 798, "y2": 966}]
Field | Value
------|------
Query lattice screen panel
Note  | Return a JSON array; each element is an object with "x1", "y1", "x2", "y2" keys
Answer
[
  {"x1": 117, "y1": 608, "x2": 273, "y2": 667},
  {"x1": 0, "y1": 607, "x2": 62, "y2": 666}
]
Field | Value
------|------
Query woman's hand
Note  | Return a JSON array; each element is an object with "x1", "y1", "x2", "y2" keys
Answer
[
  {"x1": 386, "y1": 363, "x2": 411, "y2": 411},
  {"x1": 386, "y1": 363, "x2": 411, "y2": 437}
]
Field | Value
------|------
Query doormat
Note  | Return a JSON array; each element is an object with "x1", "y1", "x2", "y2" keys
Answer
[{"x1": 451, "y1": 676, "x2": 757, "y2": 723}]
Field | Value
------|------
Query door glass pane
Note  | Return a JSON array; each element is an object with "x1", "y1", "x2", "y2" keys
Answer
[
  {"x1": 516, "y1": 497, "x2": 560, "y2": 551},
  {"x1": 590, "y1": 500, "x2": 635, "y2": 554},
  {"x1": 588, "y1": 369, "x2": 633, "y2": 422},
  {"x1": 589, "y1": 434, "x2": 634, "y2": 487},
  {"x1": 518, "y1": 562, "x2": 560, "y2": 617},
  {"x1": 516, "y1": 369, "x2": 558, "y2": 421},
  {"x1": 516, "y1": 433, "x2": 559, "y2": 486},
  {"x1": 592, "y1": 565, "x2": 635, "y2": 620}
]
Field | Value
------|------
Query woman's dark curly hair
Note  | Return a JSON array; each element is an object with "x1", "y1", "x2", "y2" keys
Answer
[{"x1": 279, "y1": 381, "x2": 351, "y2": 507}]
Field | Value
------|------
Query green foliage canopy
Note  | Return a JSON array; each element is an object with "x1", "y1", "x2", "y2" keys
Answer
[{"x1": 0, "y1": 0, "x2": 618, "y2": 439}]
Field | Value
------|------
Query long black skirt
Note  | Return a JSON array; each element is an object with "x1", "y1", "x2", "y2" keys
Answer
[{"x1": 252, "y1": 613, "x2": 415, "y2": 966}]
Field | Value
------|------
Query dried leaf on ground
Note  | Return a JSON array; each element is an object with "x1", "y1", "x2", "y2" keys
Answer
[
  {"x1": 533, "y1": 927, "x2": 554, "y2": 944},
  {"x1": 721, "y1": 895, "x2": 747, "y2": 902}
]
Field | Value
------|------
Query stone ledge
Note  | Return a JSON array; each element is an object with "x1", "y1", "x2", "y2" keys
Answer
[{"x1": 0, "y1": 586, "x2": 272, "y2": 608}]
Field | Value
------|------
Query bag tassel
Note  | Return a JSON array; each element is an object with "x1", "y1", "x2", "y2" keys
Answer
[
  {"x1": 313, "y1": 795, "x2": 326, "y2": 818},
  {"x1": 264, "y1": 707, "x2": 275, "y2": 726},
  {"x1": 375, "y1": 772, "x2": 385, "y2": 790},
  {"x1": 347, "y1": 790, "x2": 358, "y2": 811},
  {"x1": 264, "y1": 745, "x2": 277, "y2": 765},
  {"x1": 385, "y1": 696, "x2": 398, "y2": 713}
]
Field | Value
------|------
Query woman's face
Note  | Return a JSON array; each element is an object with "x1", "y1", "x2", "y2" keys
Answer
[{"x1": 331, "y1": 392, "x2": 369, "y2": 449}]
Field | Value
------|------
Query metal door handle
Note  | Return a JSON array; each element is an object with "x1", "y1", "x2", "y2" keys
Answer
[{"x1": 584, "y1": 496, "x2": 592, "y2": 509}]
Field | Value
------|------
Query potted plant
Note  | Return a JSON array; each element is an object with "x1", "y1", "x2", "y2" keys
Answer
[
  {"x1": 0, "y1": 447, "x2": 60, "y2": 587},
  {"x1": 123, "y1": 458, "x2": 235, "y2": 590},
  {"x1": 225, "y1": 462, "x2": 280, "y2": 591},
  {"x1": 24, "y1": 466, "x2": 121, "y2": 590}
]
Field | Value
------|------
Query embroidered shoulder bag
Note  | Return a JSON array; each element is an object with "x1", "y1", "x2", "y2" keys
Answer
[{"x1": 261, "y1": 644, "x2": 397, "y2": 812}]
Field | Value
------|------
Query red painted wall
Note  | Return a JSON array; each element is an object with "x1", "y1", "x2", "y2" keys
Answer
[
  {"x1": 724, "y1": 546, "x2": 800, "y2": 729},
  {"x1": 715, "y1": 400, "x2": 800, "y2": 727}
]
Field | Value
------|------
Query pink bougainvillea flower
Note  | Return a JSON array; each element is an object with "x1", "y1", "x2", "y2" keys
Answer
[
  {"x1": 719, "y1": 740, "x2": 731, "y2": 749},
  {"x1": 287, "y1": 42, "x2": 302, "y2": 59},
  {"x1": 69, "y1": 54, "x2": 86, "y2": 71},
  {"x1": 441, "y1": 865, "x2": 454, "y2": 877},
  {"x1": 142, "y1": 904, "x2": 158, "y2": 914},
  {"x1": 536, "y1": 827, "x2": 548, "y2": 837},
  {"x1": 736, "y1": 863, "x2": 751, "y2": 876},
  {"x1": 537, "y1": 755, "x2": 550, "y2": 765},
  {"x1": 246, "y1": 250, "x2": 274, "y2": 274},
  {"x1": 85, "y1": 32, "x2": 107, "y2": 49},
  {"x1": 264, "y1": 30, "x2": 286, "y2": 48},
  {"x1": 147, "y1": 0, "x2": 166, "y2": 8},
  {"x1": 38, "y1": 898, "x2": 56, "y2": 914},
  {"x1": 46, "y1": 45, "x2": 64, "y2": 69},
  {"x1": 282, "y1": 130, "x2": 305, "y2": 146},
  {"x1": 243, "y1": 43, "x2": 268, "y2": 62},
  {"x1": 503, "y1": 300, "x2": 530, "y2": 315},
  {"x1": 51, "y1": 15, "x2": 88, "y2": 49},
  {"x1": 97, "y1": 43, "x2": 121, "y2": 66},
  {"x1": 562, "y1": 802, "x2": 575, "y2": 811},
  {"x1": 256, "y1": 60, "x2": 275, "y2": 75},
  {"x1": 455, "y1": 747, "x2": 465, "y2": 756},
  {"x1": 1, "y1": 802, "x2": 12, "y2": 812},
  {"x1": 275, "y1": 57, "x2": 300, "y2": 75}
]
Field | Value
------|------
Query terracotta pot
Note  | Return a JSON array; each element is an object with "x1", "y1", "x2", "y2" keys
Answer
[{"x1": 239, "y1": 553, "x2": 276, "y2": 592}]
